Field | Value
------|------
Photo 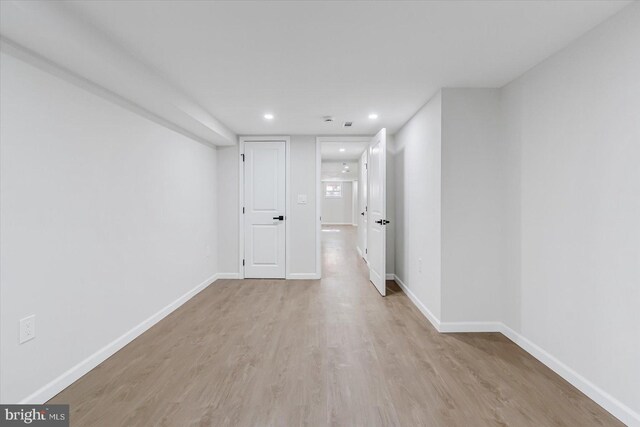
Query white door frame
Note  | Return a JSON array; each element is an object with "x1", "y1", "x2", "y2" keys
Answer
[
  {"x1": 239, "y1": 136, "x2": 290, "y2": 279},
  {"x1": 316, "y1": 136, "x2": 371, "y2": 275},
  {"x1": 315, "y1": 138, "x2": 321, "y2": 279}
]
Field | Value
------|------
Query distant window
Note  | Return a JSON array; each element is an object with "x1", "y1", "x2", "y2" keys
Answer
[{"x1": 325, "y1": 183, "x2": 342, "y2": 198}]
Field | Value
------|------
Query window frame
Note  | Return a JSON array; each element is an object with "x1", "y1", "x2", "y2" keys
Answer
[{"x1": 324, "y1": 182, "x2": 343, "y2": 198}]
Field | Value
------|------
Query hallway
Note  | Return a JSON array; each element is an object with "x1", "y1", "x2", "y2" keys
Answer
[{"x1": 49, "y1": 226, "x2": 621, "y2": 426}]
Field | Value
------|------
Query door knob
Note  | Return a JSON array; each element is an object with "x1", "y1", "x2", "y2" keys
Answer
[
  {"x1": 272, "y1": 215, "x2": 284, "y2": 221},
  {"x1": 361, "y1": 212, "x2": 365, "y2": 216}
]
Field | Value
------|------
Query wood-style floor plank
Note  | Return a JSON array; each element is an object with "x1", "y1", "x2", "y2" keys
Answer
[{"x1": 49, "y1": 226, "x2": 622, "y2": 426}]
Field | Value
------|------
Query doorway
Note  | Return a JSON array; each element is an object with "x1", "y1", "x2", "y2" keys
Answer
[
  {"x1": 318, "y1": 132, "x2": 388, "y2": 296},
  {"x1": 239, "y1": 137, "x2": 290, "y2": 279}
]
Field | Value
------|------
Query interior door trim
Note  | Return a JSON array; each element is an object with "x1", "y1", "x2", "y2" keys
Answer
[
  {"x1": 316, "y1": 136, "x2": 369, "y2": 279},
  {"x1": 239, "y1": 136, "x2": 290, "y2": 279}
]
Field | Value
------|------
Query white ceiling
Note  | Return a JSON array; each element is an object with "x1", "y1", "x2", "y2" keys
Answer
[
  {"x1": 1, "y1": 0, "x2": 631, "y2": 140},
  {"x1": 322, "y1": 161, "x2": 359, "y2": 181},
  {"x1": 321, "y1": 139, "x2": 368, "y2": 161}
]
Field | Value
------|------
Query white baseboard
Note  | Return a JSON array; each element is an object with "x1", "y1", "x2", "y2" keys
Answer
[
  {"x1": 385, "y1": 273, "x2": 395, "y2": 280},
  {"x1": 216, "y1": 272, "x2": 240, "y2": 279},
  {"x1": 499, "y1": 325, "x2": 639, "y2": 426},
  {"x1": 287, "y1": 272, "x2": 320, "y2": 280},
  {"x1": 321, "y1": 223, "x2": 355, "y2": 226},
  {"x1": 392, "y1": 275, "x2": 441, "y2": 332},
  {"x1": 19, "y1": 273, "x2": 219, "y2": 404},
  {"x1": 390, "y1": 274, "x2": 639, "y2": 426},
  {"x1": 439, "y1": 321, "x2": 503, "y2": 333}
]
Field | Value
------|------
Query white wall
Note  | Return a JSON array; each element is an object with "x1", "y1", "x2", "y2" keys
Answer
[
  {"x1": 393, "y1": 3, "x2": 640, "y2": 422},
  {"x1": 440, "y1": 89, "x2": 506, "y2": 322},
  {"x1": 351, "y1": 181, "x2": 358, "y2": 226},
  {"x1": 218, "y1": 136, "x2": 318, "y2": 277},
  {"x1": 321, "y1": 181, "x2": 354, "y2": 225},
  {"x1": 217, "y1": 145, "x2": 239, "y2": 276},
  {"x1": 501, "y1": 2, "x2": 640, "y2": 419},
  {"x1": 394, "y1": 89, "x2": 505, "y2": 324},
  {"x1": 0, "y1": 52, "x2": 219, "y2": 403},
  {"x1": 289, "y1": 136, "x2": 318, "y2": 277},
  {"x1": 394, "y1": 91, "x2": 442, "y2": 320},
  {"x1": 386, "y1": 136, "x2": 396, "y2": 276}
]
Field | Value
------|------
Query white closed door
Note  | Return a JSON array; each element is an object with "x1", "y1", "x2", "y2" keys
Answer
[
  {"x1": 244, "y1": 141, "x2": 286, "y2": 278},
  {"x1": 367, "y1": 129, "x2": 387, "y2": 296}
]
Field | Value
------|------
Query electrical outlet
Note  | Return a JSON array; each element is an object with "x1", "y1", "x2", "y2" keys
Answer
[
  {"x1": 19, "y1": 315, "x2": 36, "y2": 344},
  {"x1": 418, "y1": 257, "x2": 423, "y2": 274}
]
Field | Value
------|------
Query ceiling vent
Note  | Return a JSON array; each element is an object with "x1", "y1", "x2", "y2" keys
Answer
[
  {"x1": 323, "y1": 116, "x2": 334, "y2": 122},
  {"x1": 343, "y1": 121, "x2": 353, "y2": 127}
]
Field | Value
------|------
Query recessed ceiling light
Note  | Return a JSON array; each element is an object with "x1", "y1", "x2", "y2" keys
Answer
[
  {"x1": 339, "y1": 148, "x2": 346, "y2": 152},
  {"x1": 342, "y1": 170, "x2": 347, "y2": 173},
  {"x1": 264, "y1": 113, "x2": 274, "y2": 120},
  {"x1": 368, "y1": 113, "x2": 378, "y2": 119}
]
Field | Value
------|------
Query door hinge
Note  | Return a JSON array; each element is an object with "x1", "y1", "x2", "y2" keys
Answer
[
  {"x1": 243, "y1": 259, "x2": 245, "y2": 266},
  {"x1": 365, "y1": 248, "x2": 368, "y2": 254},
  {"x1": 241, "y1": 153, "x2": 245, "y2": 162},
  {"x1": 365, "y1": 162, "x2": 368, "y2": 170},
  {"x1": 243, "y1": 206, "x2": 245, "y2": 214}
]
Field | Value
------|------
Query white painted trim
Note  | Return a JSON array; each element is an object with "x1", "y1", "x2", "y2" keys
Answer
[
  {"x1": 390, "y1": 274, "x2": 639, "y2": 426},
  {"x1": 321, "y1": 222, "x2": 355, "y2": 226},
  {"x1": 238, "y1": 139, "x2": 245, "y2": 279},
  {"x1": 356, "y1": 246, "x2": 363, "y2": 258},
  {"x1": 285, "y1": 138, "x2": 292, "y2": 279},
  {"x1": 317, "y1": 136, "x2": 369, "y2": 278},
  {"x1": 19, "y1": 273, "x2": 219, "y2": 404},
  {"x1": 439, "y1": 321, "x2": 502, "y2": 333},
  {"x1": 239, "y1": 136, "x2": 290, "y2": 280},
  {"x1": 393, "y1": 274, "x2": 503, "y2": 333},
  {"x1": 316, "y1": 136, "x2": 371, "y2": 144},
  {"x1": 499, "y1": 325, "x2": 640, "y2": 426},
  {"x1": 315, "y1": 137, "x2": 322, "y2": 280},
  {"x1": 392, "y1": 275, "x2": 441, "y2": 331},
  {"x1": 216, "y1": 273, "x2": 240, "y2": 279},
  {"x1": 287, "y1": 272, "x2": 320, "y2": 280}
]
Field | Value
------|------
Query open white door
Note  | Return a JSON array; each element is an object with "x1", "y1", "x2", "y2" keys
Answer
[
  {"x1": 243, "y1": 141, "x2": 286, "y2": 278},
  {"x1": 367, "y1": 129, "x2": 387, "y2": 296},
  {"x1": 358, "y1": 149, "x2": 368, "y2": 261}
]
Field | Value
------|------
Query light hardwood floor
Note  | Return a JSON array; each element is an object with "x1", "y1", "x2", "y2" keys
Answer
[{"x1": 49, "y1": 225, "x2": 622, "y2": 426}]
